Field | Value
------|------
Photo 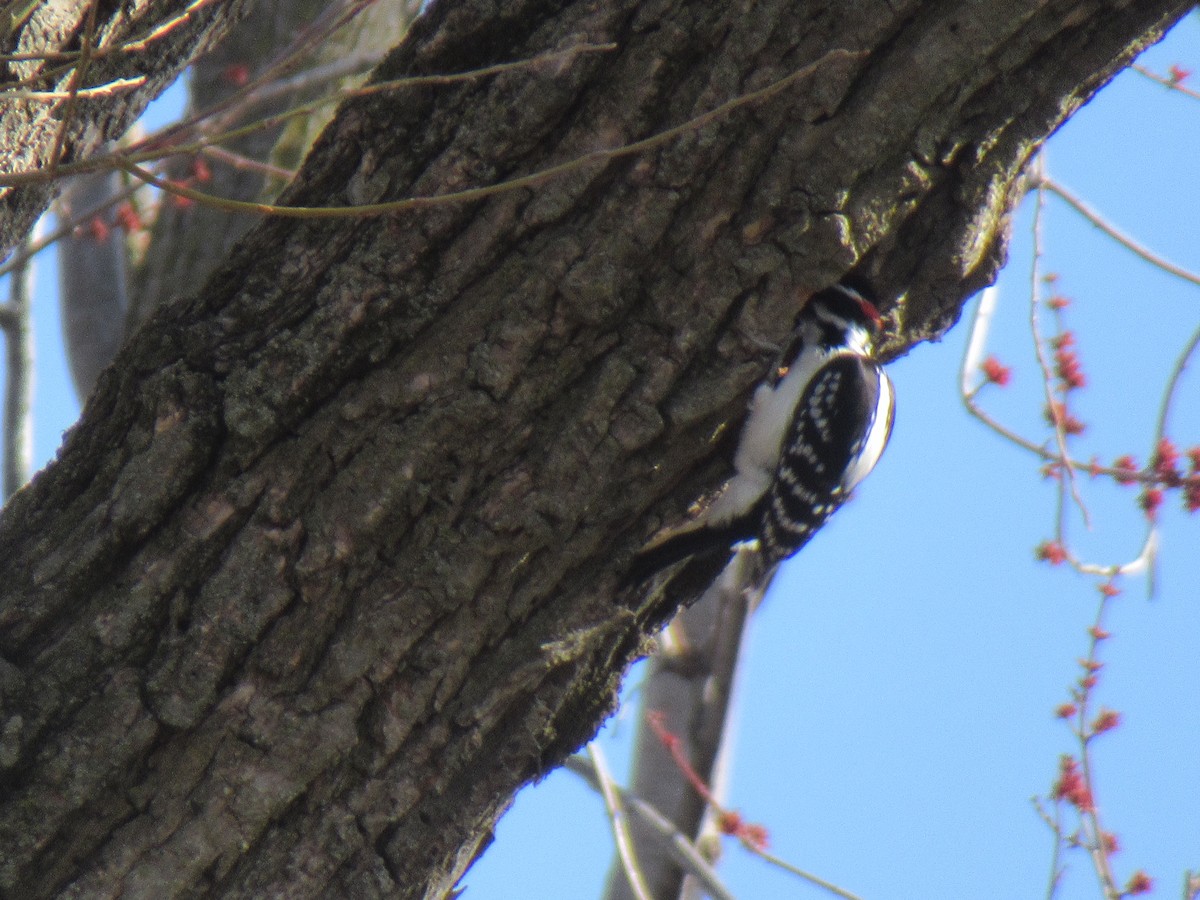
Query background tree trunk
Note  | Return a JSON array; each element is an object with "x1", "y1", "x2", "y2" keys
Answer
[{"x1": 0, "y1": 1, "x2": 1189, "y2": 897}]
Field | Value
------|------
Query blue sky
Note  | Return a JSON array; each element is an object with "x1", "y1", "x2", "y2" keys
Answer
[{"x1": 5, "y1": 13, "x2": 1199, "y2": 900}]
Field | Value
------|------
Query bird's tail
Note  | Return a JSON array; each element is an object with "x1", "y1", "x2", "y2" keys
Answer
[{"x1": 622, "y1": 517, "x2": 751, "y2": 587}]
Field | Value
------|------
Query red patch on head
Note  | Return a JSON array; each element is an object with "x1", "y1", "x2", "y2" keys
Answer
[{"x1": 857, "y1": 295, "x2": 882, "y2": 326}]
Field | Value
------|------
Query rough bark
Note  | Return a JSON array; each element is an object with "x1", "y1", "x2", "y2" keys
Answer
[
  {"x1": 0, "y1": 0, "x2": 250, "y2": 257},
  {"x1": 0, "y1": 1, "x2": 1188, "y2": 898}
]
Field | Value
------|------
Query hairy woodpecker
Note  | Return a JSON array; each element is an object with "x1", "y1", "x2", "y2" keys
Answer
[{"x1": 628, "y1": 283, "x2": 896, "y2": 584}]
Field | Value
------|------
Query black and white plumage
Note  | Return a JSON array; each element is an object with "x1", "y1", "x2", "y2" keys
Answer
[{"x1": 628, "y1": 283, "x2": 895, "y2": 584}]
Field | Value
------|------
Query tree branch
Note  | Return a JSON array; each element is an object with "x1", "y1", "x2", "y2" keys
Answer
[{"x1": 0, "y1": 0, "x2": 251, "y2": 255}]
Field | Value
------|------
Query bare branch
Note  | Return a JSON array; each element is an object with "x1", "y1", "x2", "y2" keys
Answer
[
  {"x1": 107, "y1": 49, "x2": 862, "y2": 220},
  {"x1": 589, "y1": 743, "x2": 654, "y2": 900},
  {"x1": 1037, "y1": 176, "x2": 1200, "y2": 286},
  {"x1": 566, "y1": 755, "x2": 738, "y2": 900}
]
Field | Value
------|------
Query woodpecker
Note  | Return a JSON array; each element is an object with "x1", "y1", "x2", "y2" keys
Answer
[{"x1": 628, "y1": 283, "x2": 896, "y2": 585}]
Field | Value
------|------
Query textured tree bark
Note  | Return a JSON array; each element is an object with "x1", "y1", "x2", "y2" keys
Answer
[{"x1": 0, "y1": 1, "x2": 1188, "y2": 898}]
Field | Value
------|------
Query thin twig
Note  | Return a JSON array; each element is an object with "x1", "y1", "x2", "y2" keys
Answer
[
  {"x1": 1037, "y1": 176, "x2": 1200, "y2": 287},
  {"x1": 346, "y1": 43, "x2": 618, "y2": 98},
  {"x1": 588, "y1": 743, "x2": 654, "y2": 900},
  {"x1": 1130, "y1": 64, "x2": 1200, "y2": 102},
  {"x1": 127, "y1": 0, "x2": 401, "y2": 153},
  {"x1": 201, "y1": 145, "x2": 296, "y2": 181},
  {"x1": 958, "y1": 197, "x2": 1163, "y2": 580},
  {"x1": 611, "y1": 547, "x2": 757, "y2": 900},
  {"x1": 1031, "y1": 796, "x2": 1066, "y2": 900},
  {"x1": 47, "y1": 0, "x2": 100, "y2": 173},
  {"x1": 1152, "y1": 324, "x2": 1200, "y2": 450},
  {"x1": 1028, "y1": 165, "x2": 1091, "y2": 531},
  {"x1": 0, "y1": 76, "x2": 147, "y2": 102},
  {"x1": 1075, "y1": 594, "x2": 1121, "y2": 899},
  {"x1": 963, "y1": 369, "x2": 1186, "y2": 491},
  {"x1": 0, "y1": 179, "x2": 142, "y2": 281},
  {"x1": 178, "y1": 43, "x2": 614, "y2": 174},
  {"x1": 109, "y1": 49, "x2": 861, "y2": 219},
  {"x1": 746, "y1": 847, "x2": 863, "y2": 900},
  {"x1": 121, "y1": 0, "x2": 226, "y2": 54},
  {"x1": 0, "y1": 0, "x2": 225, "y2": 63},
  {"x1": 565, "y1": 756, "x2": 738, "y2": 900},
  {"x1": 0, "y1": 43, "x2": 623, "y2": 188},
  {"x1": 1136, "y1": 323, "x2": 1200, "y2": 594},
  {"x1": 0, "y1": 0, "x2": 396, "y2": 189}
]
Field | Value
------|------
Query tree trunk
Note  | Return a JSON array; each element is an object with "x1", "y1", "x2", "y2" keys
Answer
[{"x1": 0, "y1": 1, "x2": 1188, "y2": 897}]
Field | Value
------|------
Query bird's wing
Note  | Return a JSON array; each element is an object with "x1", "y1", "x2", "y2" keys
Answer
[{"x1": 759, "y1": 353, "x2": 894, "y2": 567}]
